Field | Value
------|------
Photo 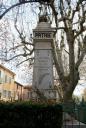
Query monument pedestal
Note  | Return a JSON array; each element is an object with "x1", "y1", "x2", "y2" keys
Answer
[
  {"x1": 30, "y1": 89, "x2": 58, "y2": 102},
  {"x1": 32, "y1": 16, "x2": 56, "y2": 101}
]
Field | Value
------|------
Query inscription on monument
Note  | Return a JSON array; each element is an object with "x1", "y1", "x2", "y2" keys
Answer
[
  {"x1": 33, "y1": 49, "x2": 53, "y2": 90},
  {"x1": 34, "y1": 32, "x2": 52, "y2": 38},
  {"x1": 38, "y1": 59, "x2": 49, "y2": 67}
]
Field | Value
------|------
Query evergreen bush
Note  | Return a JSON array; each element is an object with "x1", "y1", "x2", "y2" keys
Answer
[{"x1": 0, "y1": 101, "x2": 62, "y2": 128}]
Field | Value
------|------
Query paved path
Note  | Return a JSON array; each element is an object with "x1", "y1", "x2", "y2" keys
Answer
[{"x1": 63, "y1": 113, "x2": 86, "y2": 128}]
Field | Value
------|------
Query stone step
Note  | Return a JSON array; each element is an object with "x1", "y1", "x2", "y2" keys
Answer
[
  {"x1": 63, "y1": 125, "x2": 86, "y2": 128},
  {"x1": 63, "y1": 113, "x2": 86, "y2": 128}
]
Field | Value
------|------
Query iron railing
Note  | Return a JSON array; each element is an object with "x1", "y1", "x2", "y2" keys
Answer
[{"x1": 62, "y1": 102, "x2": 86, "y2": 128}]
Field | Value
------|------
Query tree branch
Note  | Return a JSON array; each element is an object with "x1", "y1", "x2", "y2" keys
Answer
[
  {"x1": 14, "y1": 16, "x2": 34, "y2": 49},
  {"x1": 21, "y1": 41, "x2": 34, "y2": 46},
  {"x1": 72, "y1": 0, "x2": 86, "y2": 20},
  {"x1": 16, "y1": 57, "x2": 34, "y2": 66},
  {"x1": 51, "y1": 40, "x2": 65, "y2": 88},
  {"x1": 64, "y1": 49, "x2": 69, "y2": 55},
  {"x1": 5, "y1": 48, "x2": 34, "y2": 61},
  {"x1": 0, "y1": 0, "x2": 42, "y2": 19},
  {"x1": 74, "y1": 27, "x2": 86, "y2": 39},
  {"x1": 75, "y1": 50, "x2": 85, "y2": 69},
  {"x1": 9, "y1": 44, "x2": 24, "y2": 51},
  {"x1": 5, "y1": 54, "x2": 27, "y2": 61},
  {"x1": 75, "y1": 36, "x2": 86, "y2": 68},
  {"x1": 49, "y1": 0, "x2": 58, "y2": 33}
]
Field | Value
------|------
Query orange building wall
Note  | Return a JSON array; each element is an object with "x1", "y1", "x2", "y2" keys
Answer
[
  {"x1": 0, "y1": 65, "x2": 15, "y2": 101},
  {"x1": 14, "y1": 82, "x2": 24, "y2": 101}
]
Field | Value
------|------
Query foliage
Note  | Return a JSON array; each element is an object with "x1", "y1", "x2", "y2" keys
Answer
[
  {"x1": 62, "y1": 100, "x2": 86, "y2": 123},
  {"x1": 0, "y1": 101, "x2": 62, "y2": 128},
  {"x1": 72, "y1": 95, "x2": 81, "y2": 104},
  {"x1": 74, "y1": 100, "x2": 86, "y2": 124}
]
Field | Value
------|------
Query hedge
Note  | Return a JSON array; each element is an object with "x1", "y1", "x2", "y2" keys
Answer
[
  {"x1": 0, "y1": 102, "x2": 62, "y2": 128},
  {"x1": 75, "y1": 106, "x2": 86, "y2": 124}
]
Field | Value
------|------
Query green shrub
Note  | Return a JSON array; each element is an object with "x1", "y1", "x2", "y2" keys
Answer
[{"x1": 0, "y1": 101, "x2": 62, "y2": 128}]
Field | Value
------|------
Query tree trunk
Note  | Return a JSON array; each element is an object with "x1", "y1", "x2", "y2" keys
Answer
[{"x1": 63, "y1": 31, "x2": 75, "y2": 102}]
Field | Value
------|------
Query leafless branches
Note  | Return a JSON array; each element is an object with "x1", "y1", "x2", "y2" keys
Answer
[
  {"x1": 0, "y1": 1, "x2": 38, "y2": 20},
  {"x1": 3, "y1": 9, "x2": 34, "y2": 65},
  {"x1": 0, "y1": 0, "x2": 86, "y2": 101}
]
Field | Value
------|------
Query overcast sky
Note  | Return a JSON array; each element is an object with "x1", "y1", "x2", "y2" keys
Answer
[{"x1": 0, "y1": 1, "x2": 86, "y2": 96}]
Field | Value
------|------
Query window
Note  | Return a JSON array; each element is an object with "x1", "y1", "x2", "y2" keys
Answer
[
  {"x1": 9, "y1": 77, "x2": 11, "y2": 84},
  {"x1": 17, "y1": 85, "x2": 18, "y2": 89},
  {"x1": 5, "y1": 75, "x2": 7, "y2": 83},
  {"x1": 8, "y1": 91, "x2": 11, "y2": 98},
  {"x1": 0, "y1": 71, "x2": 2, "y2": 84},
  {"x1": 1, "y1": 71, "x2": 5, "y2": 84},
  {"x1": 3, "y1": 90, "x2": 7, "y2": 98},
  {"x1": 10, "y1": 77, "x2": 14, "y2": 83},
  {"x1": 0, "y1": 71, "x2": 1, "y2": 78},
  {"x1": 8, "y1": 77, "x2": 11, "y2": 84}
]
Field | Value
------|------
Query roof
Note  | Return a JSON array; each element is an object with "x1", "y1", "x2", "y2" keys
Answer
[
  {"x1": 14, "y1": 81, "x2": 24, "y2": 87},
  {"x1": 0, "y1": 64, "x2": 16, "y2": 75},
  {"x1": 24, "y1": 85, "x2": 32, "y2": 90}
]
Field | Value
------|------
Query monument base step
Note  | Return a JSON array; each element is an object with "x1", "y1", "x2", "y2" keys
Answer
[{"x1": 63, "y1": 125, "x2": 86, "y2": 128}]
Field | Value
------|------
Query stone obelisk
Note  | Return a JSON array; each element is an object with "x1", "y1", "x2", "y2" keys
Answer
[{"x1": 32, "y1": 16, "x2": 55, "y2": 99}]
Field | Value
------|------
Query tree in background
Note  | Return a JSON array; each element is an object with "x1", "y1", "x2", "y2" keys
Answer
[
  {"x1": 0, "y1": 0, "x2": 86, "y2": 102},
  {"x1": 82, "y1": 88, "x2": 86, "y2": 101}
]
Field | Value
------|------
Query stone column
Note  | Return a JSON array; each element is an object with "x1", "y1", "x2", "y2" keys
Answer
[{"x1": 32, "y1": 16, "x2": 55, "y2": 100}]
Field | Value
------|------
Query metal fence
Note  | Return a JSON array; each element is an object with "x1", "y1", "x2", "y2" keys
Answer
[{"x1": 62, "y1": 102, "x2": 86, "y2": 128}]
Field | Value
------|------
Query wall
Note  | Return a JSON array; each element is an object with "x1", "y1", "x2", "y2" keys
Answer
[{"x1": 0, "y1": 66, "x2": 15, "y2": 101}]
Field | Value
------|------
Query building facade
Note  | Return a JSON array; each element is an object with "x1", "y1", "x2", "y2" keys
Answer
[
  {"x1": 23, "y1": 85, "x2": 32, "y2": 100},
  {"x1": 0, "y1": 64, "x2": 24, "y2": 101},
  {"x1": 14, "y1": 81, "x2": 24, "y2": 101},
  {"x1": 0, "y1": 64, "x2": 16, "y2": 101}
]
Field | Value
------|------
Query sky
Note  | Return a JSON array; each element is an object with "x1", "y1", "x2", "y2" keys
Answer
[
  {"x1": 0, "y1": 0, "x2": 86, "y2": 96},
  {"x1": 74, "y1": 81, "x2": 86, "y2": 97},
  {"x1": 0, "y1": 0, "x2": 38, "y2": 85}
]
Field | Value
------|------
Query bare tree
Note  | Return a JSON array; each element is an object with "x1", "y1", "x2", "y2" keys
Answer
[
  {"x1": 82, "y1": 88, "x2": 86, "y2": 101},
  {"x1": 0, "y1": 0, "x2": 86, "y2": 102}
]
